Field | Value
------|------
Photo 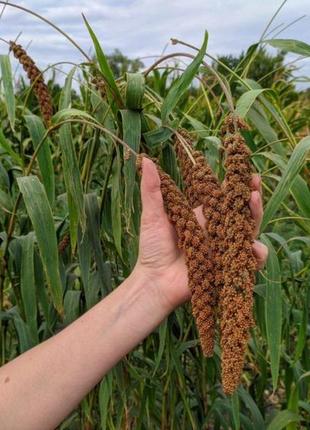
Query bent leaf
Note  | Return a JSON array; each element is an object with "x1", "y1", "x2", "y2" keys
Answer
[
  {"x1": 264, "y1": 39, "x2": 310, "y2": 57},
  {"x1": 161, "y1": 31, "x2": 208, "y2": 123},
  {"x1": 261, "y1": 136, "x2": 310, "y2": 231}
]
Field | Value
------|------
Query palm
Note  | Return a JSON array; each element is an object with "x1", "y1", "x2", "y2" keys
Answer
[
  {"x1": 136, "y1": 158, "x2": 267, "y2": 311},
  {"x1": 138, "y1": 208, "x2": 190, "y2": 307}
]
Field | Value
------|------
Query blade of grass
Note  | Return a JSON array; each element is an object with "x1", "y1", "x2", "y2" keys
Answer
[
  {"x1": 267, "y1": 410, "x2": 299, "y2": 430},
  {"x1": 120, "y1": 109, "x2": 141, "y2": 227},
  {"x1": 0, "y1": 55, "x2": 15, "y2": 131},
  {"x1": 235, "y1": 89, "x2": 268, "y2": 118},
  {"x1": 58, "y1": 68, "x2": 86, "y2": 250},
  {"x1": 125, "y1": 72, "x2": 145, "y2": 110},
  {"x1": 263, "y1": 39, "x2": 310, "y2": 56},
  {"x1": 161, "y1": 31, "x2": 208, "y2": 124},
  {"x1": 231, "y1": 392, "x2": 240, "y2": 430},
  {"x1": 25, "y1": 114, "x2": 55, "y2": 207},
  {"x1": 111, "y1": 148, "x2": 123, "y2": 258},
  {"x1": 17, "y1": 175, "x2": 64, "y2": 316},
  {"x1": 0, "y1": 128, "x2": 23, "y2": 166},
  {"x1": 261, "y1": 234, "x2": 282, "y2": 391},
  {"x1": 261, "y1": 136, "x2": 310, "y2": 231},
  {"x1": 82, "y1": 14, "x2": 123, "y2": 108},
  {"x1": 19, "y1": 232, "x2": 38, "y2": 344}
]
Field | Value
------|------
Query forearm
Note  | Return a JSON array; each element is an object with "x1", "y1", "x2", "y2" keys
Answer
[{"x1": 0, "y1": 267, "x2": 171, "y2": 430}]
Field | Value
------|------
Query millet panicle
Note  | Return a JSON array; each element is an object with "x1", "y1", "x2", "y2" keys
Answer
[{"x1": 9, "y1": 41, "x2": 53, "y2": 125}]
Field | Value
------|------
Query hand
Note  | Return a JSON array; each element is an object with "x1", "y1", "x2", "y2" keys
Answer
[{"x1": 135, "y1": 158, "x2": 268, "y2": 312}]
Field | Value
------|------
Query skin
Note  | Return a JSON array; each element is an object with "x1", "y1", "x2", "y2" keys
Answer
[{"x1": 0, "y1": 158, "x2": 268, "y2": 430}]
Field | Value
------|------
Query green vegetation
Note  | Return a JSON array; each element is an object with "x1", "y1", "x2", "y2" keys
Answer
[{"x1": 0, "y1": 4, "x2": 309, "y2": 429}]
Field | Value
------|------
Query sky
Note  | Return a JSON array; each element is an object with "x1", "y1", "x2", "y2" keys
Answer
[{"x1": 0, "y1": 0, "x2": 309, "y2": 88}]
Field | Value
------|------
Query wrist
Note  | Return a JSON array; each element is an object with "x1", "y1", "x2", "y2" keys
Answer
[{"x1": 132, "y1": 261, "x2": 189, "y2": 314}]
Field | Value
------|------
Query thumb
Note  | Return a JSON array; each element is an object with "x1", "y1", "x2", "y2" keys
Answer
[{"x1": 140, "y1": 157, "x2": 166, "y2": 223}]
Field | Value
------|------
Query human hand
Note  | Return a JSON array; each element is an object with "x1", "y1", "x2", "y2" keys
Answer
[{"x1": 135, "y1": 158, "x2": 268, "y2": 312}]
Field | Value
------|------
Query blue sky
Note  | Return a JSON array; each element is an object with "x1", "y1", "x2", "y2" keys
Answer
[{"x1": 0, "y1": 0, "x2": 309, "y2": 88}]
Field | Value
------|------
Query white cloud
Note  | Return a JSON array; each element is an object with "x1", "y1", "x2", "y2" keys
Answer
[{"x1": 0, "y1": 0, "x2": 308, "y2": 87}]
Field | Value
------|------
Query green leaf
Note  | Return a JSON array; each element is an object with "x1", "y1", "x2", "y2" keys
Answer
[
  {"x1": 19, "y1": 233, "x2": 38, "y2": 344},
  {"x1": 143, "y1": 126, "x2": 174, "y2": 148},
  {"x1": 255, "y1": 151, "x2": 310, "y2": 233},
  {"x1": 247, "y1": 105, "x2": 278, "y2": 144},
  {"x1": 264, "y1": 39, "x2": 310, "y2": 57},
  {"x1": 82, "y1": 14, "x2": 123, "y2": 107},
  {"x1": 58, "y1": 69, "x2": 86, "y2": 249},
  {"x1": 10, "y1": 308, "x2": 33, "y2": 353},
  {"x1": 17, "y1": 176, "x2": 64, "y2": 317},
  {"x1": 99, "y1": 373, "x2": 113, "y2": 429},
  {"x1": 287, "y1": 383, "x2": 299, "y2": 430},
  {"x1": 34, "y1": 249, "x2": 55, "y2": 333},
  {"x1": 238, "y1": 387, "x2": 265, "y2": 430},
  {"x1": 153, "y1": 319, "x2": 168, "y2": 375},
  {"x1": 25, "y1": 115, "x2": 55, "y2": 207},
  {"x1": 231, "y1": 392, "x2": 240, "y2": 430},
  {"x1": 52, "y1": 107, "x2": 95, "y2": 125},
  {"x1": 161, "y1": 30, "x2": 208, "y2": 123},
  {"x1": 0, "y1": 55, "x2": 15, "y2": 131},
  {"x1": 261, "y1": 234, "x2": 282, "y2": 391},
  {"x1": 267, "y1": 411, "x2": 300, "y2": 430},
  {"x1": 111, "y1": 149, "x2": 122, "y2": 258},
  {"x1": 235, "y1": 89, "x2": 267, "y2": 118},
  {"x1": 261, "y1": 136, "x2": 310, "y2": 231},
  {"x1": 120, "y1": 109, "x2": 141, "y2": 225},
  {"x1": 84, "y1": 193, "x2": 107, "y2": 294},
  {"x1": 0, "y1": 129, "x2": 23, "y2": 166},
  {"x1": 64, "y1": 290, "x2": 81, "y2": 325},
  {"x1": 0, "y1": 188, "x2": 13, "y2": 212},
  {"x1": 125, "y1": 73, "x2": 145, "y2": 110}
]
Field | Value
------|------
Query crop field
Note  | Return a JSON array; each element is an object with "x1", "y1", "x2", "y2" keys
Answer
[{"x1": 0, "y1": 2, "x2": 309, "y2": 429}]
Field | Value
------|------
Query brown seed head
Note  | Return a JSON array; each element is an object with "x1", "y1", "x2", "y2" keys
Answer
[
  {"x1": 10, "y1": 41, "x2": 53, "y2": 125},
  {"x1": 219, "y1": 114, "x2": 256, "y2": 394}
]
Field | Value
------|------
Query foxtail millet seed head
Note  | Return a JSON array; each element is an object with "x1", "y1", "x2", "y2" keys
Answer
[
  {"x1": 219, "y1": 114, "x2": 257, "y2": 395},
  {"x1": 157, "y1": 165, "x2": 217, "y2": 356},
  {"x1": 9, "y1": 41, "x2": 53, "y2": 125},
  {"x1": 58, "y1": 233, "x2": 70, "y2": 254},
  {"x1": 175, "y1": 130, "x2": 225, "y2": 329},
  {"x1": 91, "y1": 73, "x2": 106, "y2": 99},
  {"x1": 137, "y1": 154, "x2": 217, "y2": 356}
]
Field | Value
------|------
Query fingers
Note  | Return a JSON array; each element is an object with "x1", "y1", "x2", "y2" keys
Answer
[
  {"x1": 252, "y1": 240, "x2": 268, "y2": 270},
  {"x1": 193, "y1": 205, "x2": 205, "y2": 229},
  {"x1": 140, "y1": 157, "x2": 166, "y2": 224},
  {"x1": 249, "y1": 175, "x2": 263, "y2": 238},
  {"x1": 250, "y1": 174, "x2": 262, "y2": 195}
]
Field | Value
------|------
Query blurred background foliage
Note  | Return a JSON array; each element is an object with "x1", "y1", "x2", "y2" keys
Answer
[{"x1": 0, "y1": 6, "x2": 309, "y2": 430}]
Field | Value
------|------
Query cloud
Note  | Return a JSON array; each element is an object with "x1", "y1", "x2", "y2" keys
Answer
[{"x1": 0, "y1": 0, "x2": 308, "y2": 87}]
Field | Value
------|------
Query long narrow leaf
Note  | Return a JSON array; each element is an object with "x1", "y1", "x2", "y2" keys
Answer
[
  {"x1": 261, "y1": 136, "x2": 310, "y2": 231},
  {"x1": 19, "y1": 232, "x2": 38, "y2": 344},
  {"x1": 25, "y1": 114, "x2": 55, "y2": 206},
  {"x1": 0, "y1": 55, "x2": 15, "y2": 131},
  {"x1": 125, "y1": 73, "x2": 145, "y2": 110},
  {"x1": 59, "y1": 69, "x2": 86, "y2": 250},
  {"x1": 267, "y1": 411, "x2": 300, "y2": 430},
  {"x1": 161, "y1": 31, "x2": 208, "y2": 123},
  {"x1": 261, "y1": 234, "x2": 282, "y2": 391},
  {"x1": 235, "y1": 89, "x2": 267, "y2": 118},
  {"x1": 82, "y1": 14, "x2": 123, "y2": 107},
  {"x1": 111, "y1": 149, "x2": 122, "y2": 257},
  {"x1": 120, "y1": 109, "x2": 141, "y2": 226},
  {"x1": 17, "y1": 175, "x2": 64, "y2": 316},
  {"x1": 264, "y1": 39, "x2": 310, "y2": 57}
]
